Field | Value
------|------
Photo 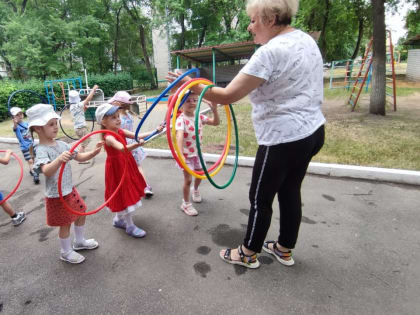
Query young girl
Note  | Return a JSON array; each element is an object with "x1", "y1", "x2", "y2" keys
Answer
[
  {"x1": 95, "y1": 103, "x2": 161, "y2": 238},
  {"x1": 10, "y1": 107, "x2": 39, "y2": 184},
  {"x1": 109, "y1": 91, "x2": 160, "y2": 198},
  {"x1": 27, "y1": 104, "x2": 102, "y2": 264},
  {"x1": 0, "y1": 149, "x2": 26, "y2": 226},
  {"x1": 175, "y1": 91, "x2": 220, "y2": 216}
]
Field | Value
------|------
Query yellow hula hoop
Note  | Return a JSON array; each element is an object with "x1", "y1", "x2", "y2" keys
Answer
[{"x1": 171, "y1": 79, "x2": 232, "y2": 179}]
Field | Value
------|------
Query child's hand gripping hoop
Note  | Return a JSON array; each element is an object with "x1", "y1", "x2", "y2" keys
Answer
[
  {"x1": 167, "y1": 79, "x2": 232, "y2": 180},
  {"x1": 135, "y1": 68, "x2": 200, "y2": 142},
  {"x1": 0, "y1": 150, "x2": 24, "y2": 206},
  {"x1": 196, "y1": 85, "x2": 239, "y2": 189},
  {"x1": 57, "y1": 130, "x2": 129, "y2": 216}
]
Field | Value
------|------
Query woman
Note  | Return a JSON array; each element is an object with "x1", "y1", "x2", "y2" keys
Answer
[{"x1": 167, "y1": 0, "x2": 325, "y2": 268}]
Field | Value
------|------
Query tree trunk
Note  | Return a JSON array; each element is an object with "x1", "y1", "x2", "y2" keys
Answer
[
  {"x1": 369, "y1": 0, "x2": 386, "y2": 115},
  {"x1": 319, "y1": 0, "x2": 330, "y2": 59},
  {"x1": 179, "y1": 13, "x2": 185, "y2": 50},
  {"x1": 198, "y1": 24, "x2": 207, "y2": 47},
  {"x1": 114, "y1": 6, "x2": 122, "y2": 75},
  {"x1": 139, "y1": 25, "x2": 156, "y2": 88},
  {"x1": 351, "y1": 17, "x2": 364, "y2": 60}
]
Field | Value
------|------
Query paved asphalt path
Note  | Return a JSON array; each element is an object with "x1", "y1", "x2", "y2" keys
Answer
[{"x1": 1, "y1": 142, "x2": 419, "y2": 315}]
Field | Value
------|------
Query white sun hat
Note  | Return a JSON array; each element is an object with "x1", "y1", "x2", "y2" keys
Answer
[
  {"x1": 69, "y1": 90, "x2": 81, "y2": 104},
  {"x1": 95, "y1": 103, "x2": 120, "y2": 124},
  {"x1": 10, "y1": 107, "x2": 23, "y2": 116},
  {"x1": 26, "y1": 104, "x2": 61, "y2": 128}
]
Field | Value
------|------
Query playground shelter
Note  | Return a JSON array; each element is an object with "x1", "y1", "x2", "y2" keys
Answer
[
  {"x1": 171, "y1": 41, "x2": 258, "y2": 86},
  {"x1": 403, "y1": 34, "x2": 420, "y2": 82}
]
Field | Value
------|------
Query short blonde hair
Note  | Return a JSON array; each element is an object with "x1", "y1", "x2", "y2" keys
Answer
[{"x1": 246, "y1": 0, "x2": 299, "y2": 25}]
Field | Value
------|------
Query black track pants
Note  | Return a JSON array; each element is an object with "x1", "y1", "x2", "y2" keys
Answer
[{"x1": 244, "y1": 125, "x2": 325, "y2": 252}]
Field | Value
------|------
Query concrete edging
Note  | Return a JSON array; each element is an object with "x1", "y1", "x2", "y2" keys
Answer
[{"x1": 1, "y1": 137, "x2": 419, "y2": 186}]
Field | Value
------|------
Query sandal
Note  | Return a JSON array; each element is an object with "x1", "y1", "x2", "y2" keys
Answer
[
  {"x1": 219, "y1": 245, "x2": 260, "y2": 269},
  {"x1": 262, "y1": 241, "x2": 295, "y2": 266}
]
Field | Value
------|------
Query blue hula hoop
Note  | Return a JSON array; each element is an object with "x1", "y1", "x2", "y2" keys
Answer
[{"x1": 134, "y1": 68, "x2": 200, "y2": 142}]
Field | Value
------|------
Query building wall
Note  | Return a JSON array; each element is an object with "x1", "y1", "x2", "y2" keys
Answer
[
  {"x1": 406, "y1": 49, "x2": 420, "y2": 81},
  {"x1": 0, "y1": 56, "x2": 8, "y2": 78},
  {"x1": 152, "y1": 26, "x2": 170, "y2": 82}
]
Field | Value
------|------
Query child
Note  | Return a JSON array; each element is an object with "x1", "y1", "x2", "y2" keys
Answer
[
  {"x1": 0, "y1": 149, "x2": 26, "y2": 226},
  {"x1": 27, "y1": 104, "x2": 102, "y2": 264},
  {"x1": 109, "y1": 91, "x2": 161, "y2": 198},
  {"x1": 175, "y1": 91, "x2": 220, "y2": 216},
  {"x1": 95, "y1": 103, "x2": 161, "y2": 238},
  {"x1": 10, "y1": 107, "x2": 39, "y2": 184},
  {"x1": 68, "y1": 84, "x2": 99, "y2": 155}
]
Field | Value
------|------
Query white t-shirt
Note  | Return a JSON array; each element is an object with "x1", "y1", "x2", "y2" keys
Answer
[
  {"x1": 175, "y1": 113, "x2": 209, "y2": 158},
  {"x1": 240, "y1": 29, "x2": 326, "y2": 146},
  {"x1": 69, "y1": 102, "x2": 86, "y2": 129}
]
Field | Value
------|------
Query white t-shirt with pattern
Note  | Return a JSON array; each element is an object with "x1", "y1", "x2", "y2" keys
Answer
[
  {"x1": 175, "y1": 113, "x2": 209, "y2": 158},
  {"x1": 240, "y1": 29, "x2": 326, "y2": 146},
  {"x1": 70, "y1": 102, "x2": 86, "y2": 129}
]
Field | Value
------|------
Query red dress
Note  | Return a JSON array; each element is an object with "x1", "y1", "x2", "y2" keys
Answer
[{"x1": 104, "y1": 129, "x2": 146, "y2": 212}]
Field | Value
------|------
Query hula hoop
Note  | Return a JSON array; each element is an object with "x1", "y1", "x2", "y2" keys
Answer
[
  {"x1": 196, "y1": 85, "x2": 239, "y2": 189},
  {"x1": 58, "y1": 103, "x2": 95, "y2": 140},
  {"x1": 169, "y1": 79, "x2": 232, "y2": 179},
  {"x1": 7, "y1": 89, "x2": 47, "y2": 115},
  {"x1": 165, "y1": 78, "x2": 230, "y2": 176},
  {"x1": 0, "y1": 151, "x2": 24, "y2": 206},
  {"x1": 57, "y1": 130, "x2": 128, "y2": 216},
  {"x1": 135, "y1": 68, "x2": 200, "y2": 142}
]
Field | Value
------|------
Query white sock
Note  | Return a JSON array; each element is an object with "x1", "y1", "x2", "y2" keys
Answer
[
  {"x1": 60, "y1": 236, "x2": 71, "y2": 254},
  {"x1": 116, "y1": 212, "x2": 124, "y2": 221},
  {"x1": 124, "y1": 213, "x2": 134, "y2": 227},
  {"x1": 74, "y1": 225, "x2": 85, "y2": 244}
]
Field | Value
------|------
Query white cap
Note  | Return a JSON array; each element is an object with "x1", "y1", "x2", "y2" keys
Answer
[
  {"x1": 68, "y1": 90, "x2": 81, "y2": 104},
  {"x1": 95, "y1": 103, "x2": 120, "y2": 124},
  {"x1": 10, "y1": 107, "x2": 23, "y2": 116},
  {"x1": 109, "y1": 91, "x2": 133, "y2": 104},
  {"x1": 26, "y1": 104, "x2": 61, "y2": 128}
]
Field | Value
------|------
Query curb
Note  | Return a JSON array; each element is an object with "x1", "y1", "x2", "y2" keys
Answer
[{"x1": 1, "y1": 137, "x2": 419, "y2": 186}]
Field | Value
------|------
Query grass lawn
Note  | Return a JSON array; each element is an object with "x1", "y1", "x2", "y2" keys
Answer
[{"x1": 1, "y1": 80, "x2": 419, "y2": 171}]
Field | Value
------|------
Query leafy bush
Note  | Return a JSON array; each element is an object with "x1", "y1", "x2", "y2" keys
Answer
[{"x1": 88, "y1": 72, "x2": 133, "y2": 96}]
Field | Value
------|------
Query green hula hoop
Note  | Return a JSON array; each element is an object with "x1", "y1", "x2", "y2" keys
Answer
[{"x1": 195, "y1": 85, "x2": 239, "y2": 189}]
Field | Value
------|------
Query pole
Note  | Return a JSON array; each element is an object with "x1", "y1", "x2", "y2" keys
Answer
[{"x1": 84, "y1": 68, "x2": 89, "y2": 91}]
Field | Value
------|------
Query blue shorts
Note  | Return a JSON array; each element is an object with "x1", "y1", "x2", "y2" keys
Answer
[
  {"x1": 0, "y1": 191, "x2": 3, "y2": 201},
  {"x1": 21, "y1": 147, "x2": 33, "y2": 161}
]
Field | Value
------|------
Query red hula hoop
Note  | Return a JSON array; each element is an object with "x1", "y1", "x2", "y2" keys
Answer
[
  {"x1": 57, "y1": 130, "x2": 129, "y2": 216},
  {"x1": 165, "y1": 78, "x2": 229, "y2": 175},
  {"x1": 0, "y1": 151, "x2": 23, "y2": 206}
]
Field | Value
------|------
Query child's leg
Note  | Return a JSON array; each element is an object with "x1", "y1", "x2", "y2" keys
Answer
[
  {"x1": 59, "y1": 224, "x2": 85, "y2": 263},
  {"x1": 1, "y1": 201, "x2": 15, "y2": 217},
  {"x1": 193, "y1": 168, "x2": 203, "y2": 191},
  {"x1": 72, "y1": 216, "x2": 99, "y2": 250},
  {"x1": 27, "y1": 158, "x2": 34, "y2": 173},
  {"x1": 182, "y1": 170, "x2": 192, "y2": 203}
]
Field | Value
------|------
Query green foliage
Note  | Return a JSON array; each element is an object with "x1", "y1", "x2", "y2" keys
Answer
[{"x1": 88, "y1": 72, "x2": 133, "y2": 96}]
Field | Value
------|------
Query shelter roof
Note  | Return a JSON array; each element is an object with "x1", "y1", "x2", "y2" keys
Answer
[
  {"x1": 403, "y1": 34, "x2": 420, "y2": 45},
  {"x1": 171, "y1": 41, "x2": 257, "y2": 64}
]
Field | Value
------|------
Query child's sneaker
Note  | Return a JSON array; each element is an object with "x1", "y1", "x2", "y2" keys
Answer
[
  {"x1": 125, "y1": 225, "x2": 146, "y2": 238},
  {"x1": 72, "y1": 239, "x2": 99, "y2": 251},
  {"x1": 144, "y1": 186, "x2": 154, "y2": 198},
  {"x1": 11, "y1": 212, "x2": 26, "y2": 226},
  {"x1": 191, "y1": 189, "x2": 202, "y2": 203},
  {"x1": 113, "y1": 217, "x2": 126, "y2": 229},
  {"x1": 180, "y1": 202, "x2": 198, "y2": 216},
  {"x1": 60, "y1": 250, "x2": 85, "y2": 264},
  {"x1": 33, "y1": 172, "x2": 40, "y2": 184}
]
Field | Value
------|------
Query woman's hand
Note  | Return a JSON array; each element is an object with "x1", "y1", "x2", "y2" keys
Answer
[
  {"x1": 166, "y1": 70, "x2": 191, "y2": 90},
  {"x1": 156, "y1": 124, "x2": 164, "y2": 133}
]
